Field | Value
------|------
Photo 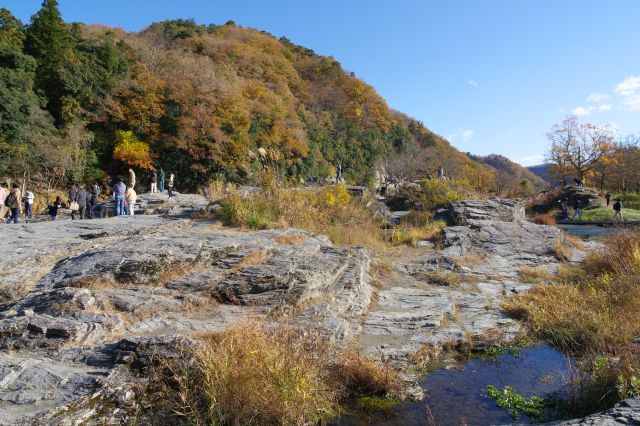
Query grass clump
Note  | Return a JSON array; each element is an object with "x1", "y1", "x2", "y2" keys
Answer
[
  {"x1": 159, "y1": 322, "x2": 403, "y2": 425},
  {"x1": 530, "y1": 213, "x2": 557, "y2": 225},
  {"x1": 419, "y1": 271, "x2": 462, "y2": 286},
  {"x1": 390, "y1": 212, "x2": 446, "y2": 247},
  {"x1": 518, "y1": 266, "x2": 553, "y2": 284},
  {"x1": 504, "y1": 230, "x2": 640, "y2": 414},
  {"x1": 217, "y1": 183, "x2": 384, "y2": 248}
]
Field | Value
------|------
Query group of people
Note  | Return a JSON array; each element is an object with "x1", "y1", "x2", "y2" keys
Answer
[
  {"x1": 559, "y1": 193, "x2": 624, "y2": 221},
  {"x1": 0, "y1": 167, "x2": 177, "y2": 223}
]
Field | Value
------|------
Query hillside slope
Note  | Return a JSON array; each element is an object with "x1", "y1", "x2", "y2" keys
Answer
[
  {"x1": 469, "y1": 154, "x2": 548, "y2": 192},
  {"x1": 1, "y1": 5, "x2": 511, "y2": 190}
]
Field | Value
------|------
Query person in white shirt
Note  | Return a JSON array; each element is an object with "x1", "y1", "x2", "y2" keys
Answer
[{"x1": 23, "y1": 190, "x2": 34, "y2": 220}]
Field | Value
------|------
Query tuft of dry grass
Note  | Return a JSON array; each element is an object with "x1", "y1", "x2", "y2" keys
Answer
[
  {"x1": 157, "y1": 322, "x2": 404, "y2": 425},
  {"x1": 418, "y1": 270, "x2": 462, "y2": 287},
  {"x1": 333, "y1": 348, "x2": 404, "y2": 397},
  {"x1": 504, "y1": 230, "x2": 640, "y2": 412},
  {"x1": 553, "y1": 237, "x2": 572, "y2": 262},
  {"x1": 530, "y1": 213, "x2": 557, "y2": 225},
  {"x1": 517, "y1": 266, "x2": 553, "y2": 284}
]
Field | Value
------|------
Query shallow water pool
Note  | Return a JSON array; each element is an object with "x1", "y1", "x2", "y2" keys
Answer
[{"x1": 336, "y1": 345, "x2": 572, "y2": 426}]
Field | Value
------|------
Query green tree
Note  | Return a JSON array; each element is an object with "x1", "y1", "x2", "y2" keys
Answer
[
  {"x1": 24, "y1": 0, "x2": 76, "y2": 124},
  {"x1": 0, "y1": 8, "x2": 25, "y2": 48}
]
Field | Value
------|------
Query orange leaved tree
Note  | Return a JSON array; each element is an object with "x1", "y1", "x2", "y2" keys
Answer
[{"x1": 112, "y1": 130, "x2": 155, "y2": 170}]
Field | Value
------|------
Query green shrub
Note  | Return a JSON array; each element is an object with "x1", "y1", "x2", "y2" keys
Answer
[{"x1": 486, "y1": 385, "x2": 544, "y2": 420}]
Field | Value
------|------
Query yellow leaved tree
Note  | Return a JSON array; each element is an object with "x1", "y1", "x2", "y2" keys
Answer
[{"x1": 112, "y1": 130, "x2": 155, "y2": 170}]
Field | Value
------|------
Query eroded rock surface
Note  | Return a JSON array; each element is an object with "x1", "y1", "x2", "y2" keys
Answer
[
  {"x1": 0, "y1": 204, "x2": 371, "y2": 424},
  {"x1": 0, "y1": 197, "x2": 587, "y2": 424}
]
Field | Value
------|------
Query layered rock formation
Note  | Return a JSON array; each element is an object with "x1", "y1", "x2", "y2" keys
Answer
[{"x1": 0, "y1": 195, "x2": 595, "y2": 424}]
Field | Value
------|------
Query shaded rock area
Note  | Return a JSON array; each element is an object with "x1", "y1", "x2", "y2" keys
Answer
[
  {"x1": 550, "y1": 397, "x2": 640, "y2": 425},
  {"x1": 0, "y1": 196, "x2": 590, "y2": 424}
]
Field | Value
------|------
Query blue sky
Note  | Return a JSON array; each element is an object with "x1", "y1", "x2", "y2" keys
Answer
[{"x1": 5, "y1": 1, "x2": 640, "y2": 166}]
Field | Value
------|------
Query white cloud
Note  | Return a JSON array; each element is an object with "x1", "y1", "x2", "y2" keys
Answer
[
  {"x1": 468, "y1": 80, "x2": 478, "y2": 87},
  {"x1": 571, "y1": 106, "x2": 595, "y2": 116},
  {"x1": 587, "y1": 93, "x2": 609, "y2": 102},
  {"x1": 516, "y1": 154, "x2": 545, "y2": 167},
  {"x1": 446, "y1": 129, "x2": 475, "y2": 142},
  {"x1": 614, "y1": 76, "x2": 640, "y2": 111},
  {"x1": 599, "y1": 104, "x2": 612, "y2": 112},
  {"x1": 462, "y1": 129, "x2": 474, "y2": 140}
]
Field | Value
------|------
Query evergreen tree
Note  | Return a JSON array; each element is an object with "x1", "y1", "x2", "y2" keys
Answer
[
  {"x1": 0, "y1": 8, "x2": 25, "y2": 48},
  {"x1": 24, "y1": 0, "x2": 76, "y2": 124}
]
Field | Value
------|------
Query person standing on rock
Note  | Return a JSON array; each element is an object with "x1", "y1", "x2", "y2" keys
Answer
[
  {"x1": 571, "y1": 199, "x2": 583, "y2": 221},
  {"x1": 128, "y1": 168, "x2": 136, "y2": 190},
  {"x1": 125, "y1": 184, "x2": 137, "y2": 216},
  {"x1": 112, "y1": 178, "x2": 126, "y2": 216},
  {"x1": 23, "y1": 189, "x2": 34, "y2": 221},
  {"x1": 48, "y1": 196, "x2": 63, "y2": 221},
  {"x1": 605, "y1": 192, "x2": 611, "y2": 207},
  {"x1": 69, "y1": 184, "x2": 79, "y2": 220},
  {"x1": 0, "y1": 183, "x2": 8, "y2": 221},
  {"x1": 159, "y1": 168, "x2": 165, "y2": 192},
  {"x1": 5, "y1": 183, "x2": 22, "y2": 224},
  {"x1": 613, "y1": 199, "x2": 623, "y2": 221},
  {"x1": 88, "y1": 182, "x2": 100, "y2": 219},
  {"x1": 75, "y1": 185, "x2": 88, "y2": 220},
  {"x1": 150, "y1": 170, "x2": 158, "y2": 194},
  {"x1": 167, "y1": 171, "x2": 174, "y2": 198}
]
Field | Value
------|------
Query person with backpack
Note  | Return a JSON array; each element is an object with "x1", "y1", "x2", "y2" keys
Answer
[
  {"x1": 613, "y1": 199, "x2": 623, "y2": 221},
  {"x1": 112, "y1": 178, "x2": 126, "y2": 216},
  {"x1": 23, "y1": 189, "x2": 34, "y2": 221},
  {"x1": 5, "y1": 183, "x2": 22, "y2": 224},
  {"x1": 48, "y1": 196, "x2": 63, "y2": 221}
]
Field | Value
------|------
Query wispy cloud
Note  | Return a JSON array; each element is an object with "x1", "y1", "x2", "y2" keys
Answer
[
  {"x1": 516, "y1": 154, "x2": 545, "y2": 167},
  {"x1": 614, "y1": 75, "x2": 640, "y2": 111},
  {"x1": 587, "y1": 93, "x2": 609, "y2": 102},
  {"x1": 447, "y1": 129, "x2": 475, "y2": 142},
  {"x1": 462, "y1": 129, "x2": 474, "y2": 140},
  {"x1": 598, "y1": 104, "x2": 612, "y2": 112},
  {"x1": 571, "y1": 106, "x2": 595, "y2": 116},
  {"x1": 468, "y1": 80, "x2": 478, "y2": 87}
]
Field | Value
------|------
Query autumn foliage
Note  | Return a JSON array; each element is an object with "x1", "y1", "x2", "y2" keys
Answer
[{"x1": 112, "y1": 130, "x2": 155, "y2": 170}]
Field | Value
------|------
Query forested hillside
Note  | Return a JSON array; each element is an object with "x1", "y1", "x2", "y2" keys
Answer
[
  {"x1": 468, "y1": 153, "x2": 548, "y2": 192},
  {"x1": 1, "y1": 1, "x2": 501, "y2": 190}
]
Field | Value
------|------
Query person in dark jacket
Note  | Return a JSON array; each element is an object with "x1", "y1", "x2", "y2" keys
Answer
[
  {"x1": 75, "y1": 185, "x2": 88, "y2": 220},
  {"x1": 69, "y1": 184, "x2": 79, "y2": 220},
  {"x1": 605, "y1": 192, "x2": 611, "y2": 206},
  {"x1": 571, "y1": 199, "x2": 583, "y2": 221},
  {"x1": 159, "y1": 168, "x2": 165, "y2": 192},
  {"x1": 88, "y1": 183, "x2": 100, "y2": 219},
  {"x1": 613, "y1": 199, "x2": 623, "y2": 221},
  {"x1": 48, "y1": 196, "x2": 63, "y2": 221}
]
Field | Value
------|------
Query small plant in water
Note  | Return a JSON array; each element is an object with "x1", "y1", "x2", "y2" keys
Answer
[{"x1": 485, "y1": 385, "x2": 544, "y2": 420}]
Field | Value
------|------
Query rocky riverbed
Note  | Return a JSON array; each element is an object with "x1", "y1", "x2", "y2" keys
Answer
[{"x1": 0, "y1": 194, "x2": 635, "y2": 424}]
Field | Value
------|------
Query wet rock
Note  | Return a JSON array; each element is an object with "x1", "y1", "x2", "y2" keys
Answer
[{"x1": 550, "y1": 397, "x2": 640, "y2": 425}]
